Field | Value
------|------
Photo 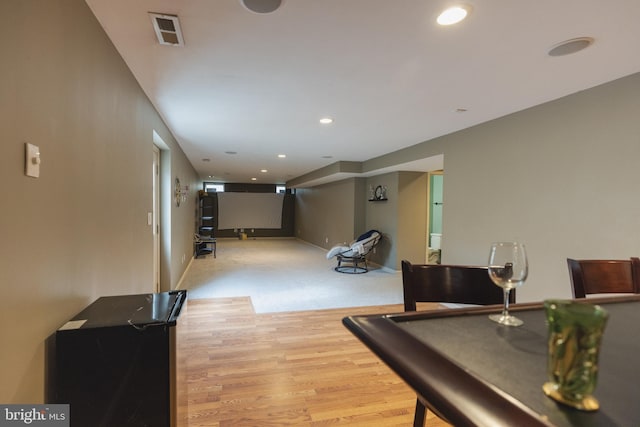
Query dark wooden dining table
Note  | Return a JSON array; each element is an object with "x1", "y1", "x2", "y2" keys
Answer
[{"x1": 342, "y1": 295, "x2": 640, "y2": 427}]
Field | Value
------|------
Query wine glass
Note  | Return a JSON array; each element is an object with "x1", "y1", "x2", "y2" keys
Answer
[{"x1": 487, "y1": 242, "x2": 528, "y2": 326}]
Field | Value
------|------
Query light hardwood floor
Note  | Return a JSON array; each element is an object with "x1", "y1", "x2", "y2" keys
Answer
[{"x1": 181, "y1": 297, "x2": 451, "y2": 426}]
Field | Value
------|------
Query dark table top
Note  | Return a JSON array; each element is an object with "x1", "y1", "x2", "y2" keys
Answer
[{"x1": 343, "y1": 296, "x2": 640, "y2": 427}]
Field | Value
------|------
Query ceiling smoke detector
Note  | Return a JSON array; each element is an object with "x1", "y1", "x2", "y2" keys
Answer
[
  {"x1": 149, "y1": 13, "x2": 184, "y2": 46},
  {"x1": 240, "y1": 0, "x2": 283, "y2": 14}
]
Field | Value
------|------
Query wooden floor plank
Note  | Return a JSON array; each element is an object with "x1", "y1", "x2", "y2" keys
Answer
[{"x1": 181, "y1": 297, "x2": 451, "y2": 427}]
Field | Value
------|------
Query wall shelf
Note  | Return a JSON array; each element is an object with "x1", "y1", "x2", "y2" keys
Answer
[{"x1": 196, "y1": 194, "x2": 216, "y2": 258}]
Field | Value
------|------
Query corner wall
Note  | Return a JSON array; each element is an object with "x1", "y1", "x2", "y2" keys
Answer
[
  {"x1": 295, "y1": 72, "x2": 640, "y2": 302},
  {"x1": 364, "y1": 173, "x2": 398, "y2": 269},
  {"x1": 295, "y1": 179, "x2": 364, "y2": 248},
  {"x1": 397, "y1": 172, "x2": 428, "y2": 266},
  {"x1": 296, "y1": 172, "x2": 428, "y2": 270}
]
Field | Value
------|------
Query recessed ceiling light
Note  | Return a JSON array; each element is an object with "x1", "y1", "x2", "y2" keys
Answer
[
  {"x1": 455, "y1": 108, "x2": 468, "y2": 113},
  {"x1": 260, "y1": 169, "x2": 268, "y2": 173},
  {"x1": 251, "y1": 177, "x2": 257, "y2": 181},
  {"x1": 437, "y1": 5, "x2": 471, "y2": 26},
  {"x1": 202, "y1": 158, "x2": 210, "y2": 162},
  {"x1": 322, "y1": 155, "x2": 333, "y2": 159},
  {"x1": 319, "y1": 117, "x2": 334, "y2": 124},
  {"x1": 225, "y1": 151, "x2": 237, "y2": 155},
  {"x1": 278, "y1": 154, "x2": 286, "y2": 158},
  {"x1": 548, "y1": 37, "x2": 594, "y2": 57}
]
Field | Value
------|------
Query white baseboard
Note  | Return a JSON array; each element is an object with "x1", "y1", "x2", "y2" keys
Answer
[{"x1": 175, "y1": 255, "x2": 195, "y2": 290}]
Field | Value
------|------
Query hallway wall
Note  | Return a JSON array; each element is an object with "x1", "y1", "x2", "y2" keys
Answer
[{"x1": 0, "y1": 0, "x2": 197, "y2": 403}]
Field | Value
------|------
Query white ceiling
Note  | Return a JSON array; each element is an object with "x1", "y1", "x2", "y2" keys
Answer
[{"x1": 85, "y1": 0, "x2": 640, "y2": 186}]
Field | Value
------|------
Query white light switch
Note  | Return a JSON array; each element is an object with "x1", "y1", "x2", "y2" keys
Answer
[
  {"x1": 25, "y1": 143, "x2": 40, "y2": 178},
  {"x1": 147, "y1": 212, "x2": 153, "y2": 226}
]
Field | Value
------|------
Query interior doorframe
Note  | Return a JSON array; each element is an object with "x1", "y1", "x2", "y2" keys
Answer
[
  {"x1": 153, "y1": 130, "x2": 172, "y2": 292},
  {"x1": 152, "y1": 145, "x2": 161, "y2": 293},
  {"x1": 426, "y1": 170, "x2": 443, "y2": 264}
]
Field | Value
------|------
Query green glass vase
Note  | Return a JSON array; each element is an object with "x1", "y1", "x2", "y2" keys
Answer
[{"x1": 542, "y1": 299, "x2": 609, "y2": 411}]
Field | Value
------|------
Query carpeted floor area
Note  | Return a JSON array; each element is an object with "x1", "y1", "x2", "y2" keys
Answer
[{"x1": 179, "y1": 238, "x2": 404, "y2": 313}]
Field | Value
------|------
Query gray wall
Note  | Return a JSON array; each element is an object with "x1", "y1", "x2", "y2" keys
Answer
[
  {"x1": 296, "y1": 72, "x2": 640, "y2": 303},
  {"x1": 397, "y1": 172, "x2": 428, "y2": 266},
  {"x1": 364, "y1": 171, "x2": 427, "y2": 270},
  {"x1": 0, "y1": 0, "x2": 197, "y2": 403},
  {"x1": 440, "y1": 72, "x2": 640, "y2": 302},
  {"x1": 365, "y1": 174, "x2": 396, "y2": 268},
  {"x1": 297, "y1": 171, "x2": 428, "y2": 270},
  {"x1": 295, "y1": 179, "x2": 364, "y2": 247}
]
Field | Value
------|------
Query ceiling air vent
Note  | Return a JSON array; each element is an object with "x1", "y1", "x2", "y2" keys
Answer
[{"x1": 149, "y1": 13, "x2": 184, "y2": 46}]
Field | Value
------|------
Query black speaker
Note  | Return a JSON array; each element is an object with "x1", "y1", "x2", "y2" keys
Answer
[{"x1": 241, "y1": 0, "x2": 283, "y2": 14}]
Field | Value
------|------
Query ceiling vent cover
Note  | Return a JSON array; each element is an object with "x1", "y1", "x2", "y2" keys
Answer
[{"x1": 149, "y1": 13, "x2": 184, "y2": 46}]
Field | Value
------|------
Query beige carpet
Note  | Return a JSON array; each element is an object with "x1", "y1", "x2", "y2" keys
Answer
[{"x1": 179, "y1": 238, "x2": 404, "y2": 313}]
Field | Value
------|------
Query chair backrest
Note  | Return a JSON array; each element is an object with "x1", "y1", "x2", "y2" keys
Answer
[
  {"x1": 567, "y1": 258, "x2": 640, "y2": 298},
  {"x1": 351, "y1": 231, "x2": 381, "y2": 256},
  {"x1": 401, "y1": 260, "x2": 514, "y2": 312}
]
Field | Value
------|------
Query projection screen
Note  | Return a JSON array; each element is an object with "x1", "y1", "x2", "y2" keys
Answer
[{"x1": 217, "y1": 193, "x2": 284, "y2": 230}]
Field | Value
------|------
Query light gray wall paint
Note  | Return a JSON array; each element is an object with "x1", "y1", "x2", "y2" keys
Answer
[
  {"x1": 397, "y1": 172, "x2": 428, "y2": 266},
  {"x1": 0, "y1": 0, "x2": 197, "y2": 403},
  {"x1": 296, "y1": 72, "x2": 640, "y2": 302},
  {"x1": 365, "y1": 173, "x2": 397, "y2": 269},
  {"x1": 297, "y1": 172, "x2": 428, "y2": 270},
  {"x1": 295, "y1": 179, "x2": 359, "y2": 248},
  {"x1": 364, "y1": 172, "x2": 428, "y2": 269},
  {"x1": 440, "y1": 72, "x2": 640, "y2": 302},
  {"x1": 353, "y1": 178, "x2": 367, "y2": 238}
]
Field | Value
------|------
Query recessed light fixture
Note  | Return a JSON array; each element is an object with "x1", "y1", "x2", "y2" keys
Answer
[
  {"x1": 322, "y1": 155, "x2": 333, "y2": 159},
  {"x1": 319, "y1": 117, "x2": 334, "y2": 124},
  {"x1": 202, "y1": 158, "x2": 210, "y2": 162},
  {"x1": 437, "y1": 5, "x2": 471, "y2": 26},
  {"x1": 251, "y1": 177, "x2": 257, "y2": 181},
  {"x1": 225, "y1": 151, "x2": 237, "y2": 155},
  {"x1": 455, "y1": 108, "x2": 468, "y2": 113},
  {"x1": 260, "y1": 169, "x2": 268, "y2": 173},
  {"x1": 548, "y1": 37, "x2": 594, "y2": 57},
  {"x1": 278, "y1": 154, "x2": 286, "y2": 158}
]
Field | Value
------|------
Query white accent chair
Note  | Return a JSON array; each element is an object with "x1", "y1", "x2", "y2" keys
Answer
[{"x1": 326, "y1": 230, "x2": 381, "y2": 273}]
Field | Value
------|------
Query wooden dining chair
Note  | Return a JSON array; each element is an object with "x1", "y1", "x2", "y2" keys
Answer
[
  {"x1": 401, "y1": 260, "x2": 515, "y2": 427},
  {"x1": 567, "y1": 257, "x2": 640, "y2": 298}
]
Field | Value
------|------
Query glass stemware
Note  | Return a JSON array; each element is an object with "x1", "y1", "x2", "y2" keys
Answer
[{"x1": 487, "y1": 241, "x2": 528, "y2": 326}]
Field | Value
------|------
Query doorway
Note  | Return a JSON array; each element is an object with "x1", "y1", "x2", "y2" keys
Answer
[
  {"x1": 152, "y1": 145, "x2": 160, "y2": 293},
  {"x1": 427, "y1": 171, "x2": 443, "y2": 264}
]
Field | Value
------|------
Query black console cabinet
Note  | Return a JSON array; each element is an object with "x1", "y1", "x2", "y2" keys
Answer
[{"x1": 51, "y1": 291, "x2": 187, "y2": 427}]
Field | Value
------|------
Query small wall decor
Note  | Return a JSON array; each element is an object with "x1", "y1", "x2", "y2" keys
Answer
[
  {"x1": 174, "y1": 177, "x2": 182, "y2": 206},
  {"x1": 369, "y1": 185, "x2": 388, "y2": 201}
]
